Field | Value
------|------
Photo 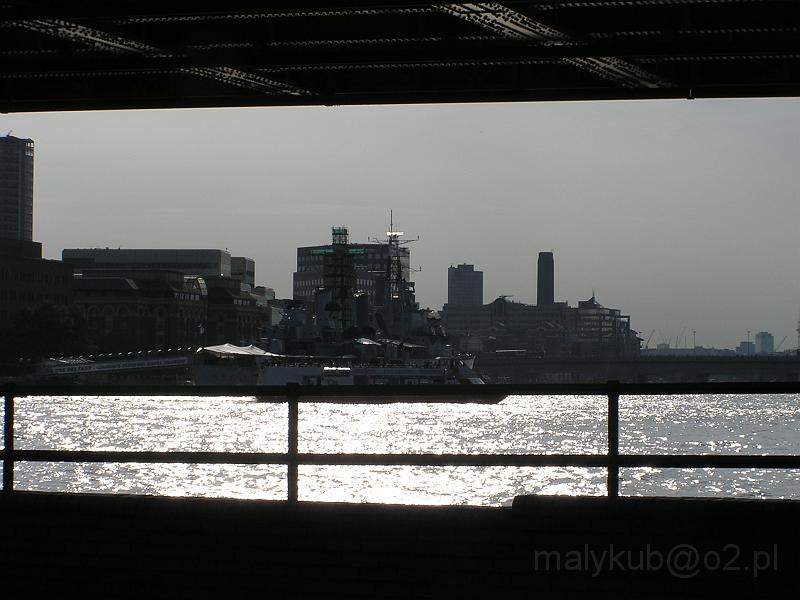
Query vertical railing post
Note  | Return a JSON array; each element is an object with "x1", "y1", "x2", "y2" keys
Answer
[
  {"x1": 3, "y1": 384, "x2": 15, "y2": 495},
  {"x1": 607, "y1": 380, "x2": 620, "y2": 499},
  {"x1": 286, "y1": 383, "x2": 299, "y2": 503}
]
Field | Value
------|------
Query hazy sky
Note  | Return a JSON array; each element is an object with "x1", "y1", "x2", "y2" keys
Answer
[{"x1": 3, "y1": 98, "x2": 799, "y2": 349}]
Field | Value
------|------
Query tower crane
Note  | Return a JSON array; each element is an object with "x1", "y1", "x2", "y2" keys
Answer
[
  {"x1": 644, "y1": 329, "x2": 656, "y2": 350},
  {"x1": 678, "y1": 326, "x2": 687, "y2": 349}
]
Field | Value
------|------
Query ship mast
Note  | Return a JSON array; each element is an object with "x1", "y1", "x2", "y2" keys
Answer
[{"x1": 369, "y1": 211, "x2": 419, "y2": 334}]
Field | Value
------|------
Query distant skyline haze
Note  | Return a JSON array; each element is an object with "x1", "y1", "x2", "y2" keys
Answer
[{"x1": 4, "y1": 98, "x2": 799, "y2": 349}]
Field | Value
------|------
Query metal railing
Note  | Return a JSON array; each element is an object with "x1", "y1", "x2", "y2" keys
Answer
[{"x1": 3, "y1": 381, "x2": 800, "y2": 501}]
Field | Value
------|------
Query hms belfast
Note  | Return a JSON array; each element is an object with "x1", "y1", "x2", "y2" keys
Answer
[{"x1": 194, "y1": 220, "x2": 483, "y2": 386}]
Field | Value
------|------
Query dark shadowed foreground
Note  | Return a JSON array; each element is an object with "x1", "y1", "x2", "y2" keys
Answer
[{"x1": 2, "y1": 493, "x2": 798, "y2": 598}]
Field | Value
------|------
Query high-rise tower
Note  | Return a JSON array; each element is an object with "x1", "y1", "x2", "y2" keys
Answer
[
  {"x1": 537, "y1": 251, "x2": 554, "y2": 306},
  {"x1": 447, "y1": 264, "x2": 483, "y2": 307},
  {"x1": 0, "y1": 135, "x2": 34, "y2": 241}
]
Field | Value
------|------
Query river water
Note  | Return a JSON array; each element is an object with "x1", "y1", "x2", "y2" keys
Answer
[{"x1": 4, "y1": 394, "x2": 800, "y2": 505}]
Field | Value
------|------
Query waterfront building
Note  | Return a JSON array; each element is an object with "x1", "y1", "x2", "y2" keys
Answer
[
  {"x1": 447, "y1": 264, "x2": 483, "y2": 307},
  {"x1": 63, "y1": 248, "x2": 235, "y2": 279},
  {"x1": 203, "y1": 275, "x2": 263, "y2": 345},
  {"x1": 65, "y1": 248, "x2": 268, "y2": 349},
  {"x1": 0, "y1": 135, "x2": 34, "y2": 241},
  {"x1": 574, "y1": 295, "x2": 637, "y2": 356},
  {"x1": 755, "y1": 332, "x2": 774, "y2": 354},
  {"x1": 73, "y1": 270, "x2": 206, "y2": 351},
  {"x1": 72, "y1": 270, "x2": 264, "y2": 350},
  {"x1": 442, "y1": 294, "x2": 638, "y2": 357},
  {"x1": 0, "y1": 239, "x2": 73, "y2": 326}
]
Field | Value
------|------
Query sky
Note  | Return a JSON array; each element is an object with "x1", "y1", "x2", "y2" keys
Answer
[{"x1": 3, "y1": 98, "x2": 799, "y2": 350}]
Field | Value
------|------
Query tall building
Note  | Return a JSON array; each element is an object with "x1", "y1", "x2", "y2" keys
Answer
[
  {"x1": 537, "y1": 251, "x2": 554, "y2": 306},
  {"x1": 0, "y1": 135, "x2": 34, "y2": 241},
  {"x1": 755, "y1": 331, "x2": 775, "y2": 354},
  {"x1": 447, "y1": 264, "x2": 483, "y2": 307}
]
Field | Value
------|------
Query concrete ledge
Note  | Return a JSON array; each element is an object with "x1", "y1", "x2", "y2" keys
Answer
[{"x1": 2, "y1": 492, "x2": 798, "y2": 598}]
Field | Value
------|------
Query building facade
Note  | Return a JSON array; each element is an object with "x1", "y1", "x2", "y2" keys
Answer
[
  {"x1": 0, "y1": 135, "x2": 34, "y2": 241},
  {"x1": 203, "y1": 275, "x2": 263, "y2": 345},
  {"x1": 231, "y1": 256, "x2": 255, "y2": 288},
  {"x1": 293, "y1": 240, "x2": 410, "y2": 308},
  {"x1": 0, "y1": 239, "x2": 73, "y2": 327},
  {"x1": 74, "y1": 270, "x2": 206, "y2": 351},
  {"x1": 447, "y1": 264, "x2": 483, "y2": 307},
  {"x1": 64, "y1": 248, "x2": 267, "y2": 349},
  {"x1": 537, "y1": 251, "x2": 554, "y2": 306},
  {"x1": 755, "y1": 332, "x2": 775, "y2": 354},
  {"x1": 63, "y1": 248, "x2": 235, "y2": 279},
  {"x1": 442, "y1": 295, "x2": 638, "y2": 357}
]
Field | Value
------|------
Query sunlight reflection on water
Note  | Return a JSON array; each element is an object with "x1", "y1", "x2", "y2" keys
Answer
[{"x1": 5, "y1": 393, "x2": 800, "y2": 505}]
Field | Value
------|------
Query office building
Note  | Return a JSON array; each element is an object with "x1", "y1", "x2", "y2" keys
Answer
[
  {"x1": 537, "y1": 251, "x2": 554, "y2": 306},
  {"x1": 72, "y1": 269, "x2": 264, "y2": 349},
  {"x1": 64, "y1": 248, "x2": 268, "y2": 348},
  {"x1": 73, "y1": 270, "x2": 207, "y2": 351},
  {"x1": 447, "y1": 264, "x2": 483, "y2": 307},
  {"x1": 293, "y1": 237, "x2": 409, "y2": 307},
  {"x1": 63, "y1": 248, "x2": 234, "y2": 279},
  {"x1": 755, "y1": 332, "x2": 775, "y2": 354},
  {"x1": 0, "y1": 135, "x2": 34, "y2": 241},
  {"x1": 231, "y1": 256, "x2": 255, "y2": 288}
]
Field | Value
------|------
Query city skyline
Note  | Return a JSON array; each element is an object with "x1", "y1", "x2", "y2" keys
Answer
[{"x1": 3, "y1": 98, "x2": 799, "y2": 349}]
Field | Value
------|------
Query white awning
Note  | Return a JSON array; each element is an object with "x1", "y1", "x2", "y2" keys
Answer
[{"x1": 197, "y1": 344, "x2": 281, "y2": 357}]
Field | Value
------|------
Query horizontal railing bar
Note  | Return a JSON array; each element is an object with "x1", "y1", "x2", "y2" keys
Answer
[
  {"x1": 11, "y1": 450, "x2": 800, "y2": 469},
  {"x1": 300, "y1": 454, "x2": 609, "y2": 467},
  {"x1": 618, "y1": 455, "x2": 800, "y2": 469},
  {"x1": 4, "y1": 381, "x2": 800, "y2": 400},
  {"x1": 15, "y1": 450, "x2": 289, "y2": 465}
]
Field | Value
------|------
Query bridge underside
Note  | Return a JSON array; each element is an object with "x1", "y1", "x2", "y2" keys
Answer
[{"x1": 3, "y1": 1, "x2": 800, "y2": 113}]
